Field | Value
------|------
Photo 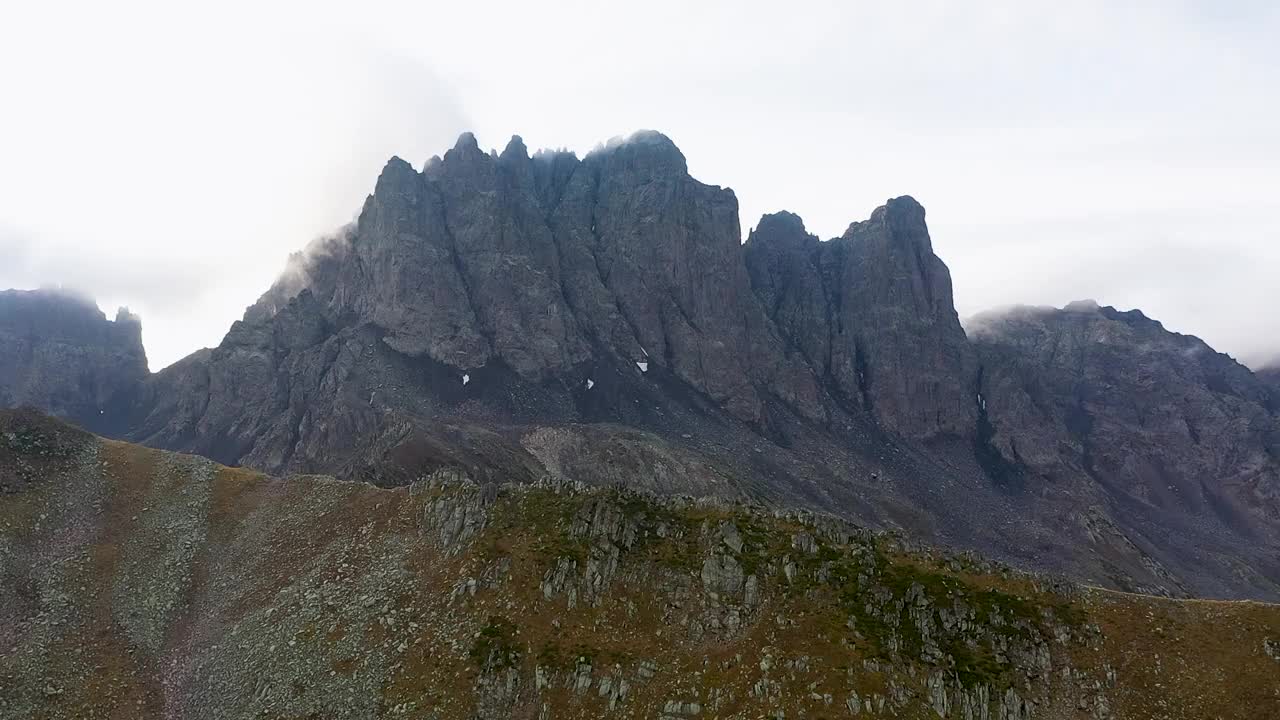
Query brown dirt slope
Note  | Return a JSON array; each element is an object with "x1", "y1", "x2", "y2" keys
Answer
[{"x1": 1, "y1": 411, "x2": 1277, "y2": 719}]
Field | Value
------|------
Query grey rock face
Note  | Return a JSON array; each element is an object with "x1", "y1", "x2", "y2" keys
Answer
[
  {"x1": 111, "y1": 132, "x2": 817, "y2": 473},
  {"x1": 744, "y1": 199, "x2": 975, "y2": 439},
  {"x1": 347, "y1": 151, "x2": 497, "y2": 366},
  {"x1": 971, "y1": 302, "x2": 1280, "y2": 597},
  {"x1": 0, "y1": 289, "x2": 147, "y2": 433},
  {"x1": 3, "y1": 131, "x2": 1279, "y2": 603},
  {"x1": 239, "y1": 131, "x2": 822, "y2": 425},
  {"x1": 837, "y1": 198, "x2": 975, "y2": 439},
  {"x1": 972, "y1": 301, "x2": 1279, "y2": 492},
  {"x1": 569, "y1": 133, "x2": 792, "y2": 421}
]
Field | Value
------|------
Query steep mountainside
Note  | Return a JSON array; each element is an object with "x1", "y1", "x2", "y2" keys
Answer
[
  {"x1": 1260, "y1": 365, "x2": 1280, "y2": 393},
  {"x1": 125, "y1": 131, "x2": 977, "y2": 478},
  {"x1": 969, "y1": 303, "x2": 1280, "y2": 596},
  {"x1": 0, "y1": 289, "x2": 147, "y2": 433},
  {"x1": 743, "y1": 203, "x2": 975, "y2": 439},
  {"x1": 3, "y1": 410, "x2": 1278, "y2": 720},
  {"x1": 1, "y1": 132, "x2": 1277, "y2": 602}
]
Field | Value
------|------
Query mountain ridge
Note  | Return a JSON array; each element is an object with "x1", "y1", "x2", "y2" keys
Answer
[
  {"x1": 1, "y1": 131, "x2": 1277, "y2": 603},
  {"x1": 0, "y1": 288, "x2": 147, "y2": 434}
]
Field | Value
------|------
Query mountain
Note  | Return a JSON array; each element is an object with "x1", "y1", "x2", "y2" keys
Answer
[
  {"x1": 0, "y1": 288, "x2": 147, "y2": 434},
  {"x1": 1, "y1": 131, "x2": 1277, "y2": 603},
  {"x1": 743, "y1": 201, "x2": 975, "y2": 440},
  {"x1": 3, "y1": 409, "x2": 1278, "y2": 719},
  {"x1": 969, "y1": 302, "x2": 1280, "y2": 597},
  {"x1": 1260, "y1": 364, "x2": 1280, "y2": 392}
]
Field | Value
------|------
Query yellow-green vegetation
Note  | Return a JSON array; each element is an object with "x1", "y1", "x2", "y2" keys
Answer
[
  {"x1": 1, "y1": 411, "x2": 1277, "y2": 719},
  {"x1": 470, "y1": 616, "x2": 523, "y2": 671}
]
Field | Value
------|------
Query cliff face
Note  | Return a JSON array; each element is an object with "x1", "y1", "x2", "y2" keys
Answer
[
  {"x1": 2, "y1": 132, "x2": 1278, "y2": 602},
  {"x1": 0, "y1": 289, "x2": 147, "y2": 433},
  {"x1": 310, "y1": 131, "x2": 817, "y2": 424},
  {"x1": 148, "y1": 132, "x2": 970, "y2": 480},
  {"x1": 972, "y1": 299, "x2": 1274, "y2": 502},
  {"x1": 970, "y1": 302, "x2": 1280, "y2": 594},
  {"x1": 743, "y1": 200, "x2": 975, "y2": 439},
  {"x1": 970, "y1": 302, "x2": 1279, "y2": 491},
  {"x1": 117, "y1": 132, "x2": 817, "y2": 476},
  {"x1": 4, "y1": 411, "x2": 1278, "y2": 720}
]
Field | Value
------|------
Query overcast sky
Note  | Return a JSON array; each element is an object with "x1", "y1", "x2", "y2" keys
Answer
[{"x1": 3, "y1": 1, "x2": 1278, "y2": 370}]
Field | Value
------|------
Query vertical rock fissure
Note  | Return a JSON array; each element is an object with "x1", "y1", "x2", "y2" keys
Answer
[
  {"x1": 973, "y1": 364, "x2": 1023, "y2": 491},
  {"x1": 854, "y1": 341, "x2": 873, "y2": 413}
]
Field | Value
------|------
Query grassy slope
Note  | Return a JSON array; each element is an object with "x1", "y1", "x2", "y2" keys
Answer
[{"x1": 1, "y1": 412, "x2": 1277, "y2": 719}]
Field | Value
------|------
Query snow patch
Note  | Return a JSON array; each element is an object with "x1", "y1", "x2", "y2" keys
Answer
[
  {"x1": 586, "y1": 378, "x2": 595, "y2": 390},
  {"x1": 462, "y1": 373, "x2": 471, "y2": 386},
  {"x1": 636, "y1": 361, "x2": 649, "y2": 373}
]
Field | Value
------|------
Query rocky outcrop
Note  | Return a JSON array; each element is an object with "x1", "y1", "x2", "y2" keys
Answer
[
  {"x1": 2, "y1": 135, "x2": 967, "y2": 468},
  {"x1": 264, "y1": 131, "x2": 822, "y2": 426},
  {"x1": 744, "y1": 199, "x2": 975, "y2": 439},
  {"x1": 2, "y1": 132, "x2": 1278, "y2": 603},
  {"x1": 0, "y1": 289, "x2": 147, "y2": 433},
  {"x1": 111, "y1": 131, "x2": 838, "y2": 475},
  {"x1": 972, "y1": 301, "x2": 1279, "y2": 496},
  {"x1": 970, "y1": 301, "x2": 1280, "y2": 597}
]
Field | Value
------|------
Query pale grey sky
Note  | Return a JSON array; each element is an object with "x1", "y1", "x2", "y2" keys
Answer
[{"x1": 3, "y1": 1, "x2": 1278, "y2": 370}]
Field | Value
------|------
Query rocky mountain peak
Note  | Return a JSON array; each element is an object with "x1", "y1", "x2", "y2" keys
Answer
[
  {"x1": 749, "y1": 211, "x2": 813, "y2": 246},
  {"x1": 1063, "y1": 298, "x2": 1100, "y2": 313},
  {"x1": 500, "y1": 134, "x2": 529, "y2": 162},
  {"x1": 114, "y1": 306, "x2": 142, "y2": 326},
  {"x1": 589, "y1": 130, "x2": 688, "y2": 177},
  {"x1": 0, "y1": 288, "x2": 148, "y2": 433},
  {"x1": 865, "y1": 193, "x2": 926, "y2": 227},
  {"x1": 373, "y1": 155, "x2": 420, "y2": 199},
  {"x1": 849, "y1": 195, "x2": 933, "y2": 262},
  {"x1": 3, "y1": 130, "x2": 1278, "y2": 603},
  {"x1": 443, "y1": 131, "x2": 494, "y2": 172},
  {"x1": 451, "y1": 130, "x2": 481, "y2": 154},
  {"x1": 746, "y1": 195, "x2": 974, "y2": 439}
]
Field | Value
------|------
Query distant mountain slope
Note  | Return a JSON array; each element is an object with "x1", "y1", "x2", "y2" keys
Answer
[
  {"x1": 0, "y1": 132, "x2": 1277, "y2": 602},
  {"x1": 970, "y1": 302, "x2": 1280, "y2": 597},
  {"x1": 0, "y1": 289, "x2": 146, "y2": 433},
  {"x1": 1260, "y1": 364, "x2": 1280, "y2": 392},
  {"x1": 2, "y1": 410, "x2": 1277, "y2": 719}
]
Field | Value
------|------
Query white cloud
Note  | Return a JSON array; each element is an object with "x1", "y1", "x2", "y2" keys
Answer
[{"x1": 2, "y1": 0, "x2": 1277, "y2": 368}]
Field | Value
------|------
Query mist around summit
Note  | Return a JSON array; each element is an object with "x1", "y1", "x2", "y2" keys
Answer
[{"x1": 3, "y1": 4, "x2": 1280, "y2": 719}]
